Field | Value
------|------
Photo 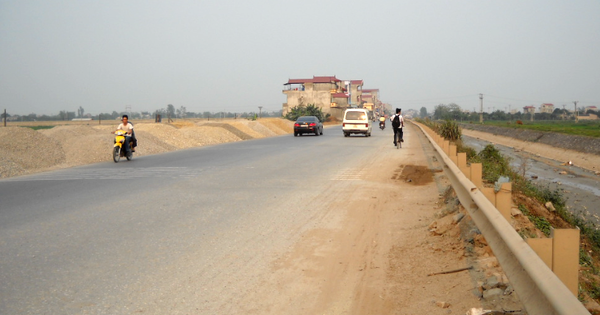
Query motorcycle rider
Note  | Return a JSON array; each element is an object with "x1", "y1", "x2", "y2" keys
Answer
[
  {"x1": 114, "y1": 115, "x2": 135, "y2": 153},
  {"x1": 379, "y1": 115, "x2": 386, "y2": 129}
]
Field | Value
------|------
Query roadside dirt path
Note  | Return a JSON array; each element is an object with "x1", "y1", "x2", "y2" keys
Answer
[{"x1": 233, "y1": 123, "x2": 488, "y2": 314}]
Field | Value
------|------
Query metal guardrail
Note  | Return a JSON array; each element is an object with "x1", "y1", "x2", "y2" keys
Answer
[{"x1": 413, "y1": 122, "x2": 590, "y2": 315}]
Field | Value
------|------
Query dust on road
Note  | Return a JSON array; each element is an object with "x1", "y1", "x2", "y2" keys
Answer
[{"x1": 227, "y1": 124, "x2": 494, "y2": 314}]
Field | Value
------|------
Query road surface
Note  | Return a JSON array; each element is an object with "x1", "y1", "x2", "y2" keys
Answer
[{"x1": 1, "y1": 123, "x2": 484, "y2": 314}]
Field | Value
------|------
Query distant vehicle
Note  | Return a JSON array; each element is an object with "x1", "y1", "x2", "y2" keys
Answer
[
  {"x1": 342, "y1": 108, "x2": 372, "y2": 137},
  {"x1": 294, "y1": 116, "x2": 323, "y2": 136}
]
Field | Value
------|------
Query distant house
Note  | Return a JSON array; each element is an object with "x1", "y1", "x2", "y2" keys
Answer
[
  {"x1": 523, "y1": 106, "x2": 536, "y2": 114},
  {"x1": 585, "y1": 106, "x2": 598, "y2": 114},
  {"x1": 362, "y1": 88, "x2": 389, "y2": 116},
  {"x1": 282, "y1": 76, "x2": 364, "y2": 120},
  {"x1": 540, "y1": 103, "x2": 554, "y2": 114}
]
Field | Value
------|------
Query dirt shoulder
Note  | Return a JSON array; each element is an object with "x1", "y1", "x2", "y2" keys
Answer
[{"x1": 234, "y1": 123, "x2": 505, "y2": 314}]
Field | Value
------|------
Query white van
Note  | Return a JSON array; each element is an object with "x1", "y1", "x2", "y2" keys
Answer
[{"x1": 342, "y1": 108, "x2": 372, "y2": 137}]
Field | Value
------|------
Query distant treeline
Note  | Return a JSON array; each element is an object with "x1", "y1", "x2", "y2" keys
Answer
[
  {"x1": 428, "y1": 103, "x2": 598, "y2": 121},
  {"x1": 2, "y1": 106, "x2": 283, "y2": 122}
]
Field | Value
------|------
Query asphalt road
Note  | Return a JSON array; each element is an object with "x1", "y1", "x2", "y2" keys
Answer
[{"x1": 0, "y1": 124, "x2": 400, "y2": 314}]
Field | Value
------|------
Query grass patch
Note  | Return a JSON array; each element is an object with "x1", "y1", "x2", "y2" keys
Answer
[
  {"x1": 518, "y1": 204, "x2": 552, "y2": 236},
  {"x1": 476, "y1": 120, "x2": 600, "y2": 138}
]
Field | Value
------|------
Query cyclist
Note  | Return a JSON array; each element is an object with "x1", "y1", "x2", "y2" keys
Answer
[{"x1": 389, "y1": 108, "x2": 404, "y2": 146}]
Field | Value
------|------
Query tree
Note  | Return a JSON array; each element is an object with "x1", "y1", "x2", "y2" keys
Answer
[
  {"x1": 166, "y1": 104, "x2": 175, "y2": 119},
  {"x1": 176, "y1": 106, "x2": 186, "y2": 118},
  {"x1": 77, "y1": 106, "x2": 85, "y2": 118},
  {"x1": 419, "y1": 107, "x2": 428, "y2": 118},
  {"x1": 284, "y1": 104, "x2": 329, "y2": 122}
]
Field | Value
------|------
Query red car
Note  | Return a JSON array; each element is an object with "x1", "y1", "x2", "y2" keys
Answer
[{"x1": 294, "y1": 116, "x2": 323, "y2": 136}]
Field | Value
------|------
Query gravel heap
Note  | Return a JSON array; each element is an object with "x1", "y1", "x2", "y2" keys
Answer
[{"x1": 0, "y1": 118, "x2": 294, "y2": 179}]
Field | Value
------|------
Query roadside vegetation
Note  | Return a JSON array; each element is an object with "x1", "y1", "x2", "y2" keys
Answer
[
  {"x1": 284, "y1": 104, "x2": 329, "y2": 123},
  {"x1": 416, "y1": 117, "x2": 600, "y2": 303},
  {"x1": 467, "y1": 120, "x2": 600, "y2": 138},
  {"x1": 423, "y1": 103, "x2": 600, "y2": 138}
]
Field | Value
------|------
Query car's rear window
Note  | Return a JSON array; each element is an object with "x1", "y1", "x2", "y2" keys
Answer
[
  {"x1": 345, "y1": 111, "x2": 367, "y2": 120},
  {"x1": 297, "y1": 116, "x2": 316, "y2": 122}
]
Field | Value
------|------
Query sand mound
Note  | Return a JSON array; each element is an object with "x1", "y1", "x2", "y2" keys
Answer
[{"x1": 1, "y1": 118, "x2": 298, "y2": 178}]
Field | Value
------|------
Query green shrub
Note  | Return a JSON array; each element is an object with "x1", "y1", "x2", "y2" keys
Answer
[
  {"x1": 439, "y1": 120, "x2": 461, "y2": 141},
  {"x1": 285, "y1": 104, "x2": 329, "y2": 122},
  {"x1": 476, "y1": 144, "x2": 512, "y2": 183}
]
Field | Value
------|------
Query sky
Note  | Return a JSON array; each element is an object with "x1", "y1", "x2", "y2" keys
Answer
[{"x1": 1, "y1": 0, "x2": 599, "y2": 116}]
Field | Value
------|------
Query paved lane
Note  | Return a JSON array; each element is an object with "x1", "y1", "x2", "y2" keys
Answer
[{"x1": 0, "y1": 125, "x2": 402, "y2": 314}]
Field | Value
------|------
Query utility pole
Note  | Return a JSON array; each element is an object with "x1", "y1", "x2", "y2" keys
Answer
[
  {"x1": 573, "y1": 101, "x2": 579, "y2": 122},
  {"x1": 562, "y1": 104, "x2": 566, "y2": 120},
  {"x1": 479, "y1": 93, "x2": 483, "y2": 124},
  {"x1": 258, "y1": 106, "x2": 262, "y2": 119},
  {"x1": 3, "y1": 109, "x2": 6, "y2": 127}
]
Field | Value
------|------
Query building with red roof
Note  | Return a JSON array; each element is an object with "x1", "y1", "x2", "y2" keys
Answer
[
  {"x1": 540, "y1": 103, "x2": 554, "y2": 114},
  {"x1": 282, "y1": 76, "x2": 364, "y2": 119},
  {"x1": 523, "y1": 105, "x2": 536, "y2": 114}
]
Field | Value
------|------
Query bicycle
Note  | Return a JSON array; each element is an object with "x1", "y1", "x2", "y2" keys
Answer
[
  {"x1": 395, "y1": 131, "x2": 402, "y2": 149},
  {"x1": 393, "y1": 128, "x2": 406, "y2": 149}
]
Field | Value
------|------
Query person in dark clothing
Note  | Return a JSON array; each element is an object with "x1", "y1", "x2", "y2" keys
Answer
[{"x1": 389, "y1": 108, "x2": 404, "y2": 146}]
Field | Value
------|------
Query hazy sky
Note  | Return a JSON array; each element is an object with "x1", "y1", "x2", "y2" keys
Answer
[{"x1": 1, "y1": 0, "x2": 599, "y2": 116}]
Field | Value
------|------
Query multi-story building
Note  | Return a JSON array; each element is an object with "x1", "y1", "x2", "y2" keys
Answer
[
  {"x1": 523, "y1": 105, "x2": 536, "y2": 114},
  {"x1": 282, "y1": 76, "x2": 364, "y2": 120},
  {"x1": 585, "y1": 106, "x2": 598, "y2": 114},
  {"x1": 540, "y1": 103, "x2": 554, "y2": 114}
]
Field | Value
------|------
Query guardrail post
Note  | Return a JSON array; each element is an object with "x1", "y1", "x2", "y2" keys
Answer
[
  {"x1": 551, "y1": 228, "x2": 580, "y2": 296},
  {"x1": 449, "y1": 145, "x2": 458, "y2": 165},
  {"x1": 496, "y1": 182, "x2": 512, "y2": 222},
  {"x1": 449, "y1": 144, "x2": 457, "y2": 158},
  {"x1": 481, "y1": 187, "x2": 496, "y2": 206},
  {"x1": 458, "y1": 152, "x2": 468, "y2": 174},
  {"x1": 470, "y1": 163, "x2": 483, "y2": 188},
  {"x1": 443, "y1": 140, "x2": 450, "y2": 154},
  {"x1": 526, "y1": 238, "x2": 553, "y2": 269}
]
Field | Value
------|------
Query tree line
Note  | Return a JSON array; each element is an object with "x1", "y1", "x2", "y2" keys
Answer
[
  {"x1": 1, "y1": 104, "x2": 283, "y2": 122},
  {"x1": 422, "y1": 104, "x2": 598, "y2": 121}
]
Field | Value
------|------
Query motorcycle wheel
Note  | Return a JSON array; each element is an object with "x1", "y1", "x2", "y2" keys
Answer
[
  {"x1": 113, "y1": 147, "x2": 120, "y2": 163},
  {"x1": 126, "y1": 149, "x2": 132, "y2": 161}
]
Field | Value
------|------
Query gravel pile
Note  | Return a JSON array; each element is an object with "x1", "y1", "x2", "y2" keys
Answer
[{"x1": 1, "y1": 118, "x2": 294, "y2": 179}]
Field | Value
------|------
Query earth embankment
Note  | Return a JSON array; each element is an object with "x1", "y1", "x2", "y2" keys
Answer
[
  {"x1": 0, "y1": 118, "x2": 295, "y2": 179},
  {"x1": 460, "y1": 123, "x2": 600, "y2": 173},
  {"x1": 461, "y1": 123, "x2": 600, "y2": 155}
]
